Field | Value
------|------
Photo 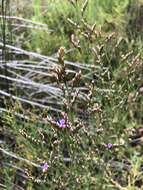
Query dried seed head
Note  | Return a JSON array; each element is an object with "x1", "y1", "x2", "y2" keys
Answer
[
  {"x1": 58, "y1": 47, "x2": 65, "y2": 59},
  {"x1": 71, "y1": 34, "x2": 81, "y2": 49},
  {"x1": 70, "y1": 70, "x2": 81, "y2": 86}
]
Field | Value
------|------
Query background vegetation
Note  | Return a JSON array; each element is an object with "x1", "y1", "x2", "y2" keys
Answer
[{"x1": 0, "y1": 0, "x2": 143, "y2": 189}]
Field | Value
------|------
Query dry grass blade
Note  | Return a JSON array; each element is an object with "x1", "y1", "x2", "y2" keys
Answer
[
  {"x1": 0, "y1": 89, "x2": 61, "y2": 112},
  {"x1": 0, "y1": 148, "x2": 41, "y2": 168}
]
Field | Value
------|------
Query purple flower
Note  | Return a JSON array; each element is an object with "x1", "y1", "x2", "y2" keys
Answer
[
  {"x1": 106, "y1": 143, "x2": 113, "y2": 149},
  {"x1": 57, "y1": 119, "x2": 66, "y2": 128},
  {"x1": 41, "y1": 162, "x2": 49, "y2": 172}
]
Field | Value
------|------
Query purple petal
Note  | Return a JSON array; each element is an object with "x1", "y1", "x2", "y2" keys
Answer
[
  {"x1": 57, "y1": 119, "x2": 66, "y2": 128},
  {"x1": 42, "y1": 163, "x2": 49, "y2": 171},
  {"x1": 59, "y1": 119, "x2": 65, "y2": 125},
  {"x1": 107, "y1": 143, "x2": 113, "y2": 149}
]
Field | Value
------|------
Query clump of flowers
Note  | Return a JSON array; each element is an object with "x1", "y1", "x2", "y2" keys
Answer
[{"x1": 41, "y1": 163, "x2": 49, "y2": 172}]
